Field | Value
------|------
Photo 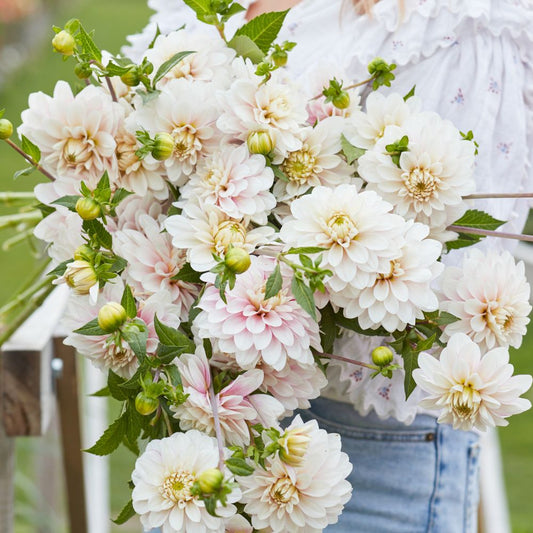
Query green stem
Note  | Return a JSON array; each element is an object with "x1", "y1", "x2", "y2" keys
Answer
[
  {"x1": 279, "y1": 255, "x2": 317, "y2": 275},
  {"x1": 0, "y1": 211, "x2": 42, "y2": 231},
  {"x1": 208, "y1": 377, "x2": 226, "y2": 470},
  {"x1": 1, "y1": 227, "x2": 35, "y2": 251},
  {"x1": 310, "y1": 74, "x2": 377, "y2": 101},
  {"x1": 161, "y1": 407, "x2": 174, "y2": 437},
  {"x1": 0, "y1": 276, "x2": 54, "y2": 318},
  {"x1": 0, "y1": 192, "x2": 37, "y2": 207},
  {"x1": 4, "y1": 139, "x2": 55, "y2": 181}
]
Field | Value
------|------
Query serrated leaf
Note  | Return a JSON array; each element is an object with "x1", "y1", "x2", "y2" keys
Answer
[
  {"x1": 182, "y1": 0, "x2": 211, "y2": 19},
  {"x1": 341, "y1": 134, "x2": 365, "y2": 164},
  {"x1": 285, "y1": 246, "x2": 326, "y2": 255},
  {"x1": 402, "y1": 348, "x2": 419, "y2": 399},
  {"x1": 47, "y1": 259, "x2": 70, "y2": 278},
  {"x1": 112, "y1": 188, "x2": 133, "y2": 206},
  {"x1": 78, "y1": 24, "x2": 102, "y2": 62},
  {"x1": 85, "y1": 412, "x2": 127, "y2": 455},
  {"x1": 21, "y1": 135, "x2": 41, "y2": 163},
  {"x1": 291, "y1": 276, "x2": 316, "y2": 320},
  {"x1": 122, "y1": 323, "x2": 148, "y2": 363},
  {"x1": 225, "y1": 457, "x2": 255, "y2": 476},
  {"x1": 112, "y1": 499, "x2": 135, "y2": 525},
  {"x1": 51, "y1": 195, "x2": 80, "y2": 211},
  {"x1": 154, "y1": 315, "x2": 194, "y2": 350},
  {"x1": 264, "y1": 264, "x2": 282, "y2": 299},
  {"x1": 171, "y1": 263, "x2": 202, "y2": 283},
  {"x1": 121, "y1": 285, "x2": 137, "y2": 319},
  {"x1": 451, "y1": 209, "x2": 505, "y2": 230},
  {"x1": 156, "y1": 344, "x2": 184, "y2": 364},
  {"x1": 227, "y1": 34, "x2": 265, "y2": 64},
  {"x1": 416, "y1": 333, "x2": 436, "y2": 353},
  {"x1": 110, "y1": 255, "x2": 128, "y2": 274},
  {"x1": 122, "y1": 434, "x2": 140, "y2": 456},
  {"x1": 13, "y1": 166, "x2": 36, "y2": 180},
  {"x1": 319, "y1": 303, "x2": 338, "y2": 353},
  {"x1": 83, "y1": 219, "x2": 112, "y2": 249},
  {"x1": 89, "y1": 386, "x2": 110, "y2": 397},
  {"x1": 152, "y1": 51, "x2": 194, "y2": 86},
  {"x1": 235, "y1": 10, "x2": 289, "y2": 54},
  {"x1": 74, "y1": 318, "x2": 107, "y2": 336},
  {"x1": 445, "y1": 233, "x2": 482, "y2": 252},
  {"x1": 435, "y1": 311, "x2": 460, "y2": 326},
  {"x1": 108, "y1": 370, "x2": 136, "y2": 401},
  {"x1": 125, "y1": 399, "x2": 143, "y2": 444}
]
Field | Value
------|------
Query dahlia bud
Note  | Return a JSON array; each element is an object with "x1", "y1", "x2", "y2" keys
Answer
[
  {"x1": 73, "y1": 244, "x2": 96, "y2": 262},
  {"x1": 74, "y1": 62, "x2": 92, "y2": 80},
  {"x1": 197, "y1": 468, "x2": 224, "y2": 493},
  {"x1": 97, "y1": 302, "x2": 128, "y2": 333},
  {"x1": 52, "y1": 30, "x2": 76, "y2": 56},
  {"x1": 224, "y1": 247, "x2": 251, "y2": 274},
  {"x1": 64, "y1": 260, "x2": 97, "y2": 295},
  {"x1": 135, "y1": 392, "x2": 159, "y2": 416},
  {"x1": 371, "y1": 346, "x2": 394, "y2": 367},
  {"x1": 75, "y1": 197, "x2": 101, "y2": 220},
  {"x1": 278, "y1": 427, "x2": 311, "y2": 466},
  {"x1": 271, "y1": 50, "x2": 288, "y2": 67},
  {"x1": 332, "y1": 91, "x2": 350, "y2": 110},
  {"x1": 151, "y1": 132, "x2": 175, "y2": 161},
  {"x1": 368, "y1": 57, "x2": 388, "y2": 75},
  {"x1": 120, "y1": 66, "x2": 141, "y2": 87},
  {"x1": 247, "y1": 130, "x2": 274, "y2": 155},
  {"x1": 0, "y1": 118, "x2": 14, "y2": 140}
]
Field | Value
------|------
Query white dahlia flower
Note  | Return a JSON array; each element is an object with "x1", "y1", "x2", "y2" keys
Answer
[
  {"x1": 223, "y1": 515, "x2": 253, "y2": 533},
  {"x1": 165, "y1": 203, "x2": 274, "y2": 272},
  {"x1": 171, "y1": 347, "x2": 284, "y2": 446},
  {"x1": 112, "y1": 192, "x2": 165, "y2": 232},
  {"x1": 132, "y1": 430, "x2": 240, "y2": 533},
  {"x1": 217, "y1": 73, "x2": 307, "y2": 156},
  {"x1": 134, "y1": 78, "x2": 220, "y2": 185},
  {"x1": 440, "y1": 249, "x2": 531, "y2": 352},
  {"x1": 113, "y1": 214, "x2": 198, "y2": 320},
  {"x1": 180, "y1": 143, "x2": 276, "y2": 225},
  {"x1": 19, "y1": 81, "x2": 122, "y2": 186},
  {"x1": 358, "y1": 112, "x2": 475, "y2": 241},
  {"x1": 144, "y1": 30, "x2": 234, "y2": 87},
  {"x1": 414, "y1": 333, "x2": 532, "y2": 431},
  {"x1": 273, "y1": 117, "x2": 355, "y2": 202},
  {"x1": 280, "y1": 184, "x2": 405, "y2": 293},
  {"x1": 194, "y1": 257, "x2": 321, "y2": 371},
  {"x1": 344, "y1": 91, "x2": 419, "y2": 150},
  {"x1": 332, "y1": 221, "x2": 443, "y2": 332},
  {"x1": 239, "y1": 416, "x2": 352, "y2": 532}
]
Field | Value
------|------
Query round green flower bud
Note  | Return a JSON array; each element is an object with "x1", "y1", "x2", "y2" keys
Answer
[
  {"x1": 247, "y1": 130, "x2": 274, "y2": 155},
  {"x1": 64, "y1": 260, "x2": 97, "y2": 295},
  {"x1": 120, "y1": 67, "x2": 141, "y2": 87},
  {"x1": 224, "y1": 247, "x2": 251, "y2": 274},
  {"x1": 371, "y1": 346, "x2": 394, "y2": 367},
  {"x1": 151, "y1": 132, "x2": 175, "y2": 161},
  {"x1": 73, "y1": 244, "x2": 96, "y2": 262},
  {"x1": 75, "y1": 197, "x2": 101, "y2": 220},
  {"x1": 74, "y1": 63, "x2": 92, "y2": 80},
  {"x1": 197, "y1": 468, "x2": 224, "y2": 493},
  {"x1": 52, "y1": 30, "x2": 76, "y2": 56},
  {"x1": 368, "y1": 57, "x2": 387, "y2": 75},
  {"x1": 271, "y1": 50, "x2": 288, "y2": 68},
  {"x1": 97, "y1": 302, "x2": 128, "y2": 333},
  {"x1": 0, "y1": 118, "x2": 14, "y2": 140},
  {"x1": 332, "y1": 91, "x2": 350, "y2": 110},
  {"x1": 143, "y1": 62, "x2": 154, "y2": 75},
  {"x1": 135, "y1": 392, "x2": 159, "y2": 416}
]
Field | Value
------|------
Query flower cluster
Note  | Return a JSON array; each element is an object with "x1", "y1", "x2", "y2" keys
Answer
[{"x1": 2, "y1": 3, "x2": 530, "y2": 531}]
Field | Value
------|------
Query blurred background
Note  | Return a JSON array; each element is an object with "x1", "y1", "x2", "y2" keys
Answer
[{"x1": 0, "y1": 0, "x2": 532, "y2": 531}]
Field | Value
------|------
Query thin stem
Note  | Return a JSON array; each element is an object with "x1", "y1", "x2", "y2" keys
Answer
[
  {"x1": 319, "y1": 351, "x2": 377, "y2": 370},
  {"x1": 0, "y1": 276, "x2": 54, "y2": 318},
  {"x1": 0, "y1": 211, "x2": 42, "y2": 231},
  {"x1": 0, "y1": 192, "x2": 36, "y2": 206},
  {"x1": 463, "y1": 192, "x2": 533, "y2": 200},
  {"x1": 161, "y1": 407, "x2": 174, "y2": 436},
  {"x1": 279, "y1": 255, "x2": 317, "y2": 275},
  {"x1": 447, "y1": 225, "x2": 533, "y2": 243},
  {"x1": 310, "y1": 75, "x2": 376, "y2": 101},
  {"x1": 105, "y1": 76, "x2": 118, "y2": 102},
  {"x1": 208, "y1": 379, "x2": 225, "y2": 470},
  {"x1": 2, "y1": 227, "x2": 35, "y2": 251},
  {"x1": 4, "y1": 139, "x2": 55, "y2": 181}
]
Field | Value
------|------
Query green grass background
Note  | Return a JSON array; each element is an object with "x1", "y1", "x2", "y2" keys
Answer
[{"x1": 1, "y1": 1, "x2": 532, "y2": 531}]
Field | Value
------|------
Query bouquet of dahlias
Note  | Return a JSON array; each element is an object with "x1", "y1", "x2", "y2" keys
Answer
[{"x1": 0, "y1": 1, "x2": 532, "y2": 531}]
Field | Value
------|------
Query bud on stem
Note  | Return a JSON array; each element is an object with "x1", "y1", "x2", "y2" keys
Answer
[
  {"x1": 97, "y1": 302, "x2": 128, "y2": 333},
  {"x1": 0, "y1": 119, "x2": 14, "y2": 140}
]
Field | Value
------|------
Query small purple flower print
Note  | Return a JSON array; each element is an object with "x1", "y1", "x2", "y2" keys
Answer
[
  {"x1": 451, "y1": 88, "x2": 465, "y2": 105},
  {"x1": 488, "y1": 78, "x2": 500, "y2": 94},
  {"x1": 497, "y1": 141, "x2": 512, "y2": 159},
  {"x1": 350, "y1": 369, "x2": 363, "y2": 383},
  {"x1": 378, "y1": 384, "x2": 391, "y2": 400}
]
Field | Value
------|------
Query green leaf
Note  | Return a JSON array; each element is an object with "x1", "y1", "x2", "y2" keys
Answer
[
  {"x1": 291, "y1": 276, "x2": 316, "y2": 320},
  {"x1": 112, "y1": 499, "x2": 135, "y2": 525},
  {"x1": 111, "y1": 188, "x2": 133, "y2": 207},
  {"x1": 340, "y1": 134, "x2": 365, "y2": 165},
  {"x1": 271, "y1": 164, "x2": 289, "y2": 182},
  {"x1": 78, "y1": 24, "x2": 102, "y2": 62},
  {"x1": 235, "y1": 10, "x2": 289, "y2": 54},
  {"x1": 108, "y1": 370, "x2": 136, "y2": 401},
  {"x1": 285, "y1": 246, "x2": 326, "y2": 255},
  {"x1": 85, "y1": 412, "x2": 127, "y2": 455},
  {"x1": 121, "y1": 285, "x2": 137, "y2": 319},
  {"x1": 51, "y1": 195, "x2": 80, "y2": 211},
  {"x1": 264, "y1": 264, "x2": 282, "y2": 299},
  {"x1": 110, "y1": 255, "x2": 128, "y2": 274},
  {"x1": 416, "y1": 333, "x2": 436, "y2": 353},
  {"x1": 182, "y1": 0, "x2": 211, "y2": 19},
  {"x1": 125, "y1": 399, "x2": 143, "y2": 444},
  {"x1": 402, "y1": 348, "x2": 419, "y2": 399},
  {"x1": 154, "y1": 315, "x2": 194, "y2": 351},
  {"x1": 434, "y1": 311, "x2": 460, "y2": 326},
  {"x1": 21, "y1": 135, "x2": 41, "y2": 163},
  {"x1": 73, "y1": 318, "x2": 107, "y2": 336},
  {"x1": 445, "y1": 233, "x2": 482, "y2": 251},
  {"x1": 13, "y1": 166, "x2": 36, "y2": 180},
  {"x1": 225, "y1": 457, "x2": 255, "y2": 476},
  {"x1": 403, "y1": 85, "x2": 416, "y2": 101},
  {"x1": 83, "y1": 219, "x2": 112, "y2": 249},
  {"x1": 319, "y1": 303, "x2": 338, "y2": 353},
  {"x1": 152, "y1": 51, "x2": 194, "y2": 86},
  {"x1": 171, "y1": 263, "x2": 202, "y2": 283},
  {"x1": 156, "y1": 344, "x2": 184, "y2": 364},
  {"x1": 47, "y1": 259, "x2": 70, "y2": 278},
  {"x1": 227, "y1": 35, "x2": 265, "y2": 64},
  {"x1": 122, "y1": 322, "x2": 148, "y2": 363},
  {"x1": 89, "y1": 386, "x2": 110, "y2": 397},
  {"x1": 450, "y1": 209, "x2": 505, "y2": 230}
]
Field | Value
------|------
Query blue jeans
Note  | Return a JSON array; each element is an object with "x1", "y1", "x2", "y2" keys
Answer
[{"x1": 299, "y1": 397, "x2": 480, "y2": 533}]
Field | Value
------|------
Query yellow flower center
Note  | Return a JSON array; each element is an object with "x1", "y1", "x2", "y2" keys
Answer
[
  {"x1": 402, "y1": 167, "x2": 438, "y2": 201},
  {"x1": 376, "y1": 259, "x2": 404, "y2": 281},
  {"x1": 281, "y1": 145, "x2": 317, "y2": 184},
  {"x1": 268, "y1": 477, "x2": 299, "y2": 507},
  {"x1": 116, "y1": 132, "x2": 140, "y2": 172},
  {"x1": 483, "y1": 303, "x2": 515, "y2": 340},
  {"x1": 325, "y1": 212, "x2": 358, "y2": 245},
  {"x1": 450, "y1": 383, "x2": 481, "y2": 421},
  {"x1": 172, "y1": 127, "x2": 197, "y2": 161},
  {"x1": 161, "y1": 470, "x2": 196, "y2": 503},
  {"x1": 213, "y1": 221, "x2": 247, "y2": 255},
  {"x1": 205, "y1": 166, "x2": 228, "y2": 192},
  {"x1": 62, "y1": 137, "x2": 92, "y2": 165},
  {"x1": 247, "y1": 284, "x2": 289, "y2": 315}
]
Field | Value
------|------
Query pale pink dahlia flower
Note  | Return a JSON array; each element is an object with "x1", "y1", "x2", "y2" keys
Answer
[
  {"x1": 440, "y1": 249, "x2": 531, "y2": 352},
  {"x1": 170, "y1": 347, "x2": 283, "y2": 446},
  {"x1": 180, "y1": 143, "x2": 276, "y2": 225},
  {"x1": 414, "y1": 333, "x2": 532, "y2": 431},
  {"x1": 195, "y1": 257, "x2": 321, "y2": 371},
  {"x1": 239, "y1": 416, "x2": 352, "y2": 532},
  {"x1": 132, "y1": 430, "x2": 240, "y2": 533},
  {"x1": 19, "y1": 81, "x2": 122, "y2": 186}
]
